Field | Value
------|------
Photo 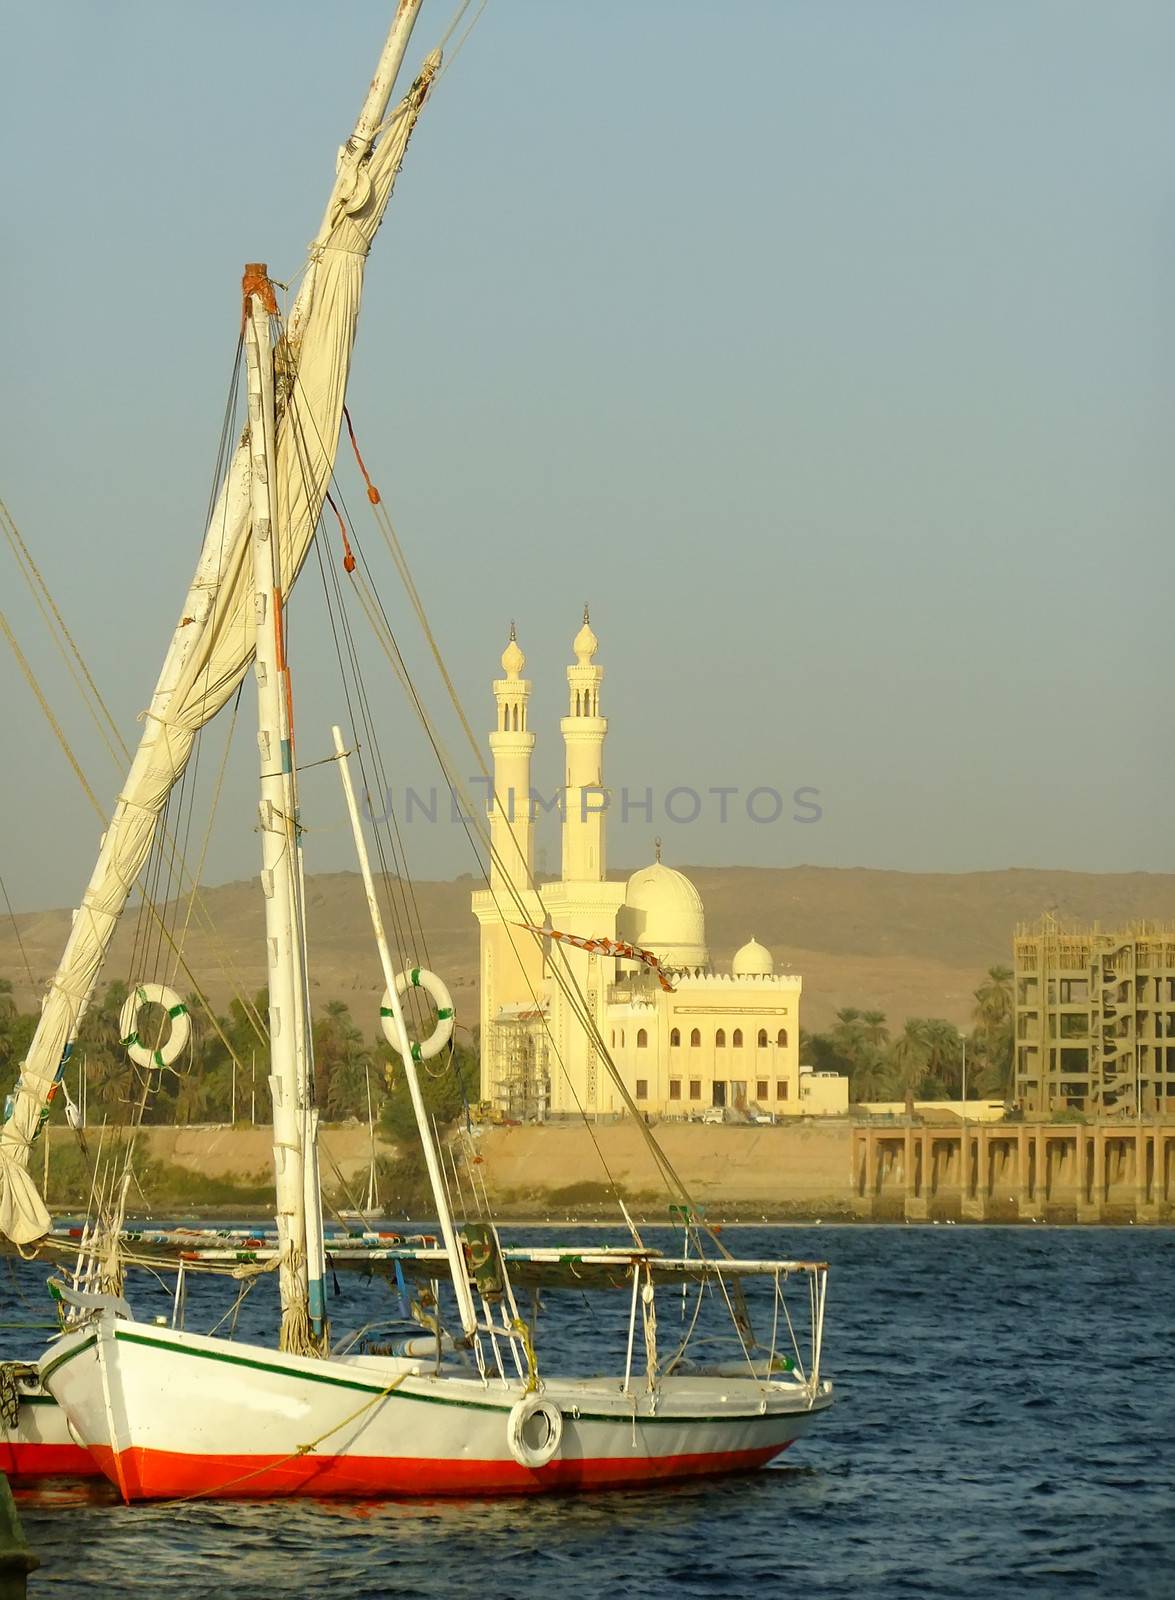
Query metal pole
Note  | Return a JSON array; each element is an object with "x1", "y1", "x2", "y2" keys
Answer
[
  {"x1": 365, "y1": 1064, "x2": 378, "y2": 1213},
  {"x1": 331, "y1": 725, "x2": 478, "y2": 1339},
  {"x1": 623, "y1": 1264, "x2": 640, "y2": 1396},
  {"x1": 960, "y1": 1033, "x2": 967, "y2": 1199}
]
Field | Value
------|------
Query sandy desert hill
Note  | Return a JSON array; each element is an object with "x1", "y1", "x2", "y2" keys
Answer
[{"x1": 4, "y1": 865, "x2": 1174, "y2": 1036}]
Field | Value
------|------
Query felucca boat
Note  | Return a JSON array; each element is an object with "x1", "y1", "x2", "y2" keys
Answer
[{"x1": 3, "y1": 3, "x2": 833, "y2": 1500}]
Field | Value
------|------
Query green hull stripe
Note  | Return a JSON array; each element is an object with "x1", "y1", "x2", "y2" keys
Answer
[
  {"x1": 44, "y1": 1325, "x2": 811, "y2": 1429},
  {"x1": 40, "y1": 1332, "x2": 97, "y2": 1384},
  {"x1": 108, "y1": 1330, "x2": 795, "y2": 1425}
]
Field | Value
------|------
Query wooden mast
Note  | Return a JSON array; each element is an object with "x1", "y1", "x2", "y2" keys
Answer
[{"x1": 244, "y1": 277, "x2": 314, "y2": 1354}]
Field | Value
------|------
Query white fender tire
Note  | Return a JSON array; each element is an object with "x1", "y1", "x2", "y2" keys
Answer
[
  {"x1": 506, "y1": 1394, "x2": 563, "y2": 1470},
  {"x1": 381, "y1": 967, "x2": 454, "y2": 1062},
  {"x1": 119, "y1": 983, "x2": 190, "y2": 1071}
]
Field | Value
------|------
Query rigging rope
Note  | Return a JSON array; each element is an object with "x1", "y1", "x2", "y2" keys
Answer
[
  {"x1": 0, "y1": 877, "x2": 35, "y2": 990},
  {"x1": 335, "y1": 411, "x2": 749, "y2": 1293},
  {"x1": 0, "y1": 489, "x2": 269, "y2": 1052}
]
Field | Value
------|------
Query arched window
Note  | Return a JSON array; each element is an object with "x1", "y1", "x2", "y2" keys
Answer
[
  {"x1": 670, "y1": 1028, "x2": 680, "y2": 1048},
  {"x1": 757, "y1": 1029, "x2": 768, "y2": 1048},
  {"x1": 715, "y1": 1028, "x2": 726, "y2": 1048},
  {"x1": 732, "y1": 1029, "x2": 743, "y2": 1048},
  {"x1": 690, "y1": 1028, "x2": 701, "y2": 1048},
  {"x1": 620, "y1": 1031, "x2": 625, "y2": 1049},
  {"x1": 512, "y1": 704, "x2": 519, "y2": 731},
  {"x1": 637, "y1": 1028, "x2": 648, "y2": 1049},
  {"x1": 610, "y1": 1029, "x2": 615, "y2": 1047},
  {"x1": 777, "y1": 1028, "x2": 788, "y2": 1047}
]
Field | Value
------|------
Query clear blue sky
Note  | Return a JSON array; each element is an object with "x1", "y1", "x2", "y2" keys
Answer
[{"x1": 3, "y1": 0, "x2": 1174, "y2": 910}]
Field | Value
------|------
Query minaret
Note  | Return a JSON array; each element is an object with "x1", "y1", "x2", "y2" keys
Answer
[
  {"x1": 561, "y1": 606, "x2": 607, "y2": 882},
  {"x1": 488, "y1": 623, "x2": 535, "y2": 891}
]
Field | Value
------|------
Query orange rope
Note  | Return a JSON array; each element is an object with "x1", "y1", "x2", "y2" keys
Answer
[
  {"x1": 324, "y1": 491, "x2": 356, "y2": 573},
  {"x1": 241, "y1": 262, "x2": 278, "y2": 331},
  {"x1": 343, "y1": 406, "x2": 381, "y2": 505}
]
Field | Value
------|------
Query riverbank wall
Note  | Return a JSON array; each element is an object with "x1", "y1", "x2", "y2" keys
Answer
[{"x1": 37, "y1": 1118, "x2": 1175, "y2": 1223}]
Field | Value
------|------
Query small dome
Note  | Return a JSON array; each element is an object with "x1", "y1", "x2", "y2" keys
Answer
[
  {"x1": 732, "y1": 937, "x2": 774, "y2": 978},
  {"x1": 500, "y1": 624, "x2": 524, "y2": 679},
  {"x1": 573, "y1": 605, "x2": 598, "y2": 664},
  {"x1": 618, "y1": 860, "x2": 708, "y2": 970}
]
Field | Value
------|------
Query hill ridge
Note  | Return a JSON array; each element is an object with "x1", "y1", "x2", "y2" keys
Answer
[{"x1": 4, "y1": 865, "x2": 1173, "y2": 1032}]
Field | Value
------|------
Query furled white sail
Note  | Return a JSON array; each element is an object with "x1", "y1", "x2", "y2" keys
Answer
[{"x1": 0, "y1": 37, "x2": 439, "y2": 1245}]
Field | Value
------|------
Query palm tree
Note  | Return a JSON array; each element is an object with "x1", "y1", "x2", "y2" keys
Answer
[
  {"x1": 972, "y1": 965, "x2": 1015, "y2": 1099},
  {"x1": 829, "y1": 1009, "x2": 868, "y2": 1074},
  {"x1": 175, "y1": 1071, "x2": 213, "y2": 1126},
  {"x1": 861, "y1": 1011, "x2": 889, "y2": 1048},
  {"x1": 848, "y1": 1048, "x2": 890, "y2": 1104},
  {"x1": 972, "y1": 966, "x2": 1013, "y2": 1035},
  {"x1": 921, "y1": 1018, "x2": 963, "y2": 1096},
  {"x1": 0, "y1": 978, "x2": 32, "y2": 1102},
  {"x1": 888, "y1": 1018, "x2": 932, "y2": 1098}
]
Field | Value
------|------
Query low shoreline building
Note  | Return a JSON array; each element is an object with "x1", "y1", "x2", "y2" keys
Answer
[{"x1": 472, "y1": 616, "x2": 847, "y2": 1121}]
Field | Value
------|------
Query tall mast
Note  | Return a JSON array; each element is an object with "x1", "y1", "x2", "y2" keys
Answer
[
  {"x1": 244, "y1": 277, "x2": 314, "y2": 1356},
  {"x1": 288, "y1": 0, "x2": 425, "y2": 347},
  {"x1": 0, "y1": 3, "x2": 434, "y2": 1246},
  {"x1": 332, "y1": 726, "x2": 479, "y2": 1340}
]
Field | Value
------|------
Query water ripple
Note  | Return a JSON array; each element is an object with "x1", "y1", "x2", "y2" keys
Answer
[{"x1": 8, "y1": 1223, "x2": 1174, "y2": 1600}]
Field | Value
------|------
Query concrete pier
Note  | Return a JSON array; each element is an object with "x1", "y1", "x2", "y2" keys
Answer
[{"x1": 851, "y1": 1120, "x2": 1175, "y2": 1223}]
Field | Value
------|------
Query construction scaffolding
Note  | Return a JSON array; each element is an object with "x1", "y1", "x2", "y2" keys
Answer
[
  {"x1": 485, "y1": 1008, "x2": 551, "y2": 1123},
  {"x1": 1014, "y1": 919, "x2": 1175, "y2": 1116}
]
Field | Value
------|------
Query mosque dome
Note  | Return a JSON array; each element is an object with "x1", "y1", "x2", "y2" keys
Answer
[
  {"x1": 732, "y1": 937, "x2": 774, "y2": 978},
  {"x1": 619, "y1": 859, "x2": 709, "y2": 970},
  {"x1": 500, "y1": 624, "x2": 525, "y2": 679}
]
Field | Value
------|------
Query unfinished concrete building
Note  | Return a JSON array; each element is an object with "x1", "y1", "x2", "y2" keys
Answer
[{"x1": 1013, "y1": 920, "x2": 1175, "y2": 1116}]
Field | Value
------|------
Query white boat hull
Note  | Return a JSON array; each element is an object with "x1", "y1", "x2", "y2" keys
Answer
[
  {"x1": 1, "y1": 1372, "x2": 101, "y2": 1482},
  {"x1": 41, "y1": 1316, "x2": 831, "y2": 1501}
]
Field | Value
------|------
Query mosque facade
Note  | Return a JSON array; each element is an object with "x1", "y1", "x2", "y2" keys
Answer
[{"x1": 471, "y1": 616, "x2": 846, "y2": 1121}]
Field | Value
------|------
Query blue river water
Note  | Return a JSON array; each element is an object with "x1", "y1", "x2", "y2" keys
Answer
[{"x1": 6, "y1": 1223, "x2": 1174, "y2": 1600}]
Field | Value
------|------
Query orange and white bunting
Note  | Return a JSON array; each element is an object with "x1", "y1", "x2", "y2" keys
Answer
[{"x1": 513, "y1": 923, "x2": 676, "y2": 992}]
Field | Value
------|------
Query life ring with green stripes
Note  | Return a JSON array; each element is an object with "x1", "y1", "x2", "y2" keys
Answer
[
  {"x1": 381, "y1": 968, "x2": 454, "y2": 1062},
  {"x1": 119, "y1": 983, "x2": 191, "y2": 1071}
]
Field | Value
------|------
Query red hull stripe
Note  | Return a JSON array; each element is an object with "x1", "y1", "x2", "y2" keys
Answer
[
  {"x1": 0, "y1": 1442, "x2": 104, "y2": 1481},
  {"x1": 95, "y1": 1440, "x2": 791, "y2": 1501}
]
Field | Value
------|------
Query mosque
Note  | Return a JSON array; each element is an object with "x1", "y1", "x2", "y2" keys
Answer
[{"x1": 471, "y1": 614, "x2": 847, "y2": 1121}]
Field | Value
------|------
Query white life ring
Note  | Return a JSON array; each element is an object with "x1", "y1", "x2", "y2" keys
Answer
[
  {"x1": 119, "y1": 983, "x2": 191, "y2": 1071},
  {"x1": 381, "y1": 967, "x2": 454, "y2": 1062},
  {"x1": 506, "y1": 1393, "x2": 563, "y2": 1470}
]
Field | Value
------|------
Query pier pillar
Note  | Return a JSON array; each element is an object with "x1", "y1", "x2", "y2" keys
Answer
[
  {"x1": 852, "y1": 1130, "x2": 875, "y2": 1218},
  {"x1": 1136, "y1": 1127, "x2": 1160, "y2": 1222},
  {"x1": 1075, "y1": 1129, "x2": 1102, "y2": 1223},
  {"x1": 1017, "y1": 1129, "x2": 1042, "y2": 1220},
  {"x1": 960, "y1": 1128, "x2": 987, "y2": 1220},
  {"x1": 903, "y1": 1129, "x2": 929, "y2": 1221}
]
